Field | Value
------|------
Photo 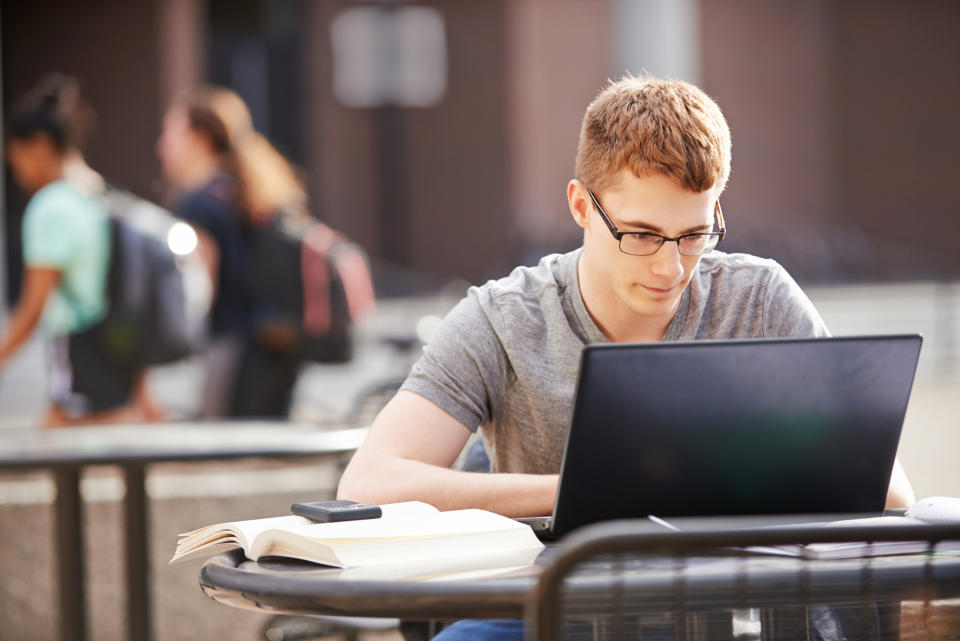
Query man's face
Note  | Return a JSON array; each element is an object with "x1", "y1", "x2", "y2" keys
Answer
[{"x1": 572, "y1": 170, "x2": 718, "y2": 327}]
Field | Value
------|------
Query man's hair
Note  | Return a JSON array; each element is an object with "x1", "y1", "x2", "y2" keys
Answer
[{"x1": 575, "y1": 74, "x2": 731, "y2": 195}]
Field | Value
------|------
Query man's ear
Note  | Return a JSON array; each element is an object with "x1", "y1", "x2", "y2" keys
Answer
[{"x1": 567, "y1": 179, "x2": 592, "y2": 230}]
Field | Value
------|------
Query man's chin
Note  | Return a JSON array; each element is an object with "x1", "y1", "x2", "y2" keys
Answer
[{"x1": 625, "y1": 288, "x2": 683, "y2": 318}]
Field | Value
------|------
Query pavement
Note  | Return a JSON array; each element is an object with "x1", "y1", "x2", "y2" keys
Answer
[{"x1": 0, "y1": 283, "x2": 958, "y2": 641}]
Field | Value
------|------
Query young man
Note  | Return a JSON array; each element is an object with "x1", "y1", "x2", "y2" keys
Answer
[{"x1": 338, "y1": 74, "x2": 914, "y2": 520}]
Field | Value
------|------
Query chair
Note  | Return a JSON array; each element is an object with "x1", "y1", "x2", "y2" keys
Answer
[
  {"x1": 527, "y1": 518, "x2": 960, "y2": 641},
  {"x1": 262, "y1": 614, "x2": 399, "y2": 641}
]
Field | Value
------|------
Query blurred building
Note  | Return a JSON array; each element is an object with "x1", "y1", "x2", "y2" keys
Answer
[{"x1": 4, "y1": 0, "x2": 959, "y2": 303}]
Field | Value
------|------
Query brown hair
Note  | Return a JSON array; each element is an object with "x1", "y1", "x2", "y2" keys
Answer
[
  {"x1": 178, "y1": 86, "x2": 306, "y2": 219},
  {"x1": 575, "y1": 74, "x2": 731, "y2": 196}
]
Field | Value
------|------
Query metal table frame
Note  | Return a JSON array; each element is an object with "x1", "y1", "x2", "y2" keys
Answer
[
  {"x1": 0, "y1": 422, "x2": 368, "y2": 641},
  {"x1": 530, "y1": 519, "x2": 960, "y2": 640},
  {"x1": 197, "y1": 517, "x2": 960, "y2": 636}
]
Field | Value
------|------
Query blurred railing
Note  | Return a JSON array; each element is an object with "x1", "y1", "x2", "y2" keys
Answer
[
  {"x1": 807, "y1": 280, "x2": 960, "y2": 384},
  {"x1": 528, "y1": 518, "x2": 960, "y2": 641}
]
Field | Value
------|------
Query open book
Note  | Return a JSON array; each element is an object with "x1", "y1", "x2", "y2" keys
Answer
[{"x1": 170, "y1": 501, "x2": 544, "y2": 569}]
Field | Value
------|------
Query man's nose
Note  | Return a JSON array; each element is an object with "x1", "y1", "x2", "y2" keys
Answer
[{"x1": 649, "y1": 240, "x2": 684, "y2": 280}]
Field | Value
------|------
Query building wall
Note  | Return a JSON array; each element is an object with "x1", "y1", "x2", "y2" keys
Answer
[
  {"x1": 700, "y1": 0, "x2": 960, "y2": 282},
  {"x1": 2, "y1": 0, "x2": 168, "y2": 198},
  {"x1": 305, "y1": 0, "x2": 513, "y2": 288},
  {"x1": 4, "y1": 0, "x2": 959, "y2": 295},
  {"x1": 2, "y1": 0, "x2": 177, "y2": 302},
  {"x1": 831, "y1": 1, "x2": 960, "y2": 279},
  {"x1": 504, "y1": 0, "x2": 613, "y2": 264}
]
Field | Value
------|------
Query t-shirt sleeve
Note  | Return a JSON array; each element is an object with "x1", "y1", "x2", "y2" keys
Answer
[
  {"x1": 400, "y1": 288, "x2": 508, "y2": 432},
  {"x1": 762, "y1": 263, "x2": 831, "y2": 338},
  {"x1": 22, "y1": 190, "x2": 81, "y2": 270}
]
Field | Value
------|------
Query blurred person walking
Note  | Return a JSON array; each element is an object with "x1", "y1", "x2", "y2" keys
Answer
[
  {"x1": 0, "y1": 74, "x2": 162, "y2": 425},
  {"x1": 156, "y1": 87, "x2": 311, "y2": 418}
]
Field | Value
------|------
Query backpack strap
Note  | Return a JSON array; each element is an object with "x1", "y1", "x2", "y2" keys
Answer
[
  {"x1": 302, "y1": 223, "x2": 337, "y2": 334},
  {"x1": 301, "y1": 223, "x2": 376, "y2": 335},
  {"x1": 332, "y1": 242, "x2": 376, "y2": 322}
]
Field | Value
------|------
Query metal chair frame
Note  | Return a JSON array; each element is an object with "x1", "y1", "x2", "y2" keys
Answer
[{"x1": 528, "y1": 519, "x2": 960, "y2": 641}]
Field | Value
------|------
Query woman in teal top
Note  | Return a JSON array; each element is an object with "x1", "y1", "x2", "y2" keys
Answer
[{"x1": 0, "y1": 75, "x2": 159, "y2": 425}]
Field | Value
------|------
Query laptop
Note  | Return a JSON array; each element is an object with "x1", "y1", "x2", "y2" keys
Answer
[{"x1": 521, "y1": 334, "x2": 922, "y2": 539}]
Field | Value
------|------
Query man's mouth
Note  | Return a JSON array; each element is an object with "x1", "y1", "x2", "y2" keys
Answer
[{"x1": 640, "y1": 283, "x2": 679, "y2": 295}]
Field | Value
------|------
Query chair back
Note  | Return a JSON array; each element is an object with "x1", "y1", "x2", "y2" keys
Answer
[{"x1": 527, "y1": 518, "x2": 960, "y2": 641}]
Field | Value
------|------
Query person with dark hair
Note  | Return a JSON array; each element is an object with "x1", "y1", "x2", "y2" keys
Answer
[
  {"x1": 156, "y1": 86, "x2": 309, "y2": 418},
  {"x1": 0, "y1": 74, "x2": 160, "y2": 425}
]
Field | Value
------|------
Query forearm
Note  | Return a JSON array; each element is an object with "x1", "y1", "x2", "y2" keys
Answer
[
  {"x1": 885, "y1": 457, "x2": 915, "y2": 509},
  {"x1": 0, "y1": 267, "x2": 60, "y2": 368},
  {"x1": 0, "y1": 300, "x2": 45, "y2": 365},
  {"x1": 338, "y1": 454, "x2": 558, "y2": 518}
]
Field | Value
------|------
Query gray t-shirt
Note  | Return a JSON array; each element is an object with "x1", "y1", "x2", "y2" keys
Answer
[{"x1": 401, "y1": 249, "x2": 829, "y2": 474}]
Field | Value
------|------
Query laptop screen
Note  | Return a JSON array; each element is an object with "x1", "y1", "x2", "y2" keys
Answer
[{"x1": 550, "y1": 335, "x2": 922, "y2": 537}]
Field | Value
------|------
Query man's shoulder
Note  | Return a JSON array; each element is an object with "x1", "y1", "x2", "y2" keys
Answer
[
  {"x1": 682, "y1": 250, "x2": 827, "y2": 340},
  {"x1": 472, "y1": 250, "x2": 577, "y2": 304},
  {"x1": 695, "y1": 250, "x2": 789, "y2": 290},
  {"x1": 455, "y1": 249, "x2": 580, "y2": 340},
  {"x1": 698, "y1": 250, "x2": 782, "y2": 274}
]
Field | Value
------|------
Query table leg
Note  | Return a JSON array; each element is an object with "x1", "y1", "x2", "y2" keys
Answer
[
  {"x1": 54, "y1": 466, "x2": 87, "y2": 641},
  {"x1": 124, "y1": 463, "x2": 151, "y2": 641},
  {"x1": 761, "y1": 606, "x2": 809, "y2": 641}
]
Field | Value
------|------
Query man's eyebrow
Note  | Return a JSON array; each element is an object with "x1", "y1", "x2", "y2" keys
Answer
[{"x1": 618, "y1": 219, "x2": 713, "y2": 235}]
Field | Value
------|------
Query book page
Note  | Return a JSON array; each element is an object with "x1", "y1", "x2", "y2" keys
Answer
[
  {"x1": 171, "y1": 515, "x2": 311, "y2": 563},
  {"x1": 176, "y1": 515, "x2": 309, "y2": 549},
  {"x1": 171, "y1": 501, "x2": 440, "y2": 563},
  {"x1": 255, "y1": 511, "x2": 544, "y2": 568},
  {"x1": 289, "y1": 508, "x2": 527, "y2": 543},
  {"x1": 377, "y1": 501, "x2": 439, "y2": 519},
  {"x1": 333, "y1": 546, "x2": 543, "y2": 581}
]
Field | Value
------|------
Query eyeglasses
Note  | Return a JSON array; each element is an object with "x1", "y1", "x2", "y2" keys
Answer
[{"x1": 587, "y1": 189, "x2": 726, "y2": 257}]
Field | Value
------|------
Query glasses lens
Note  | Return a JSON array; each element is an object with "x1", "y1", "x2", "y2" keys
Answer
[
  {"x1": 677, "y1": 234, "x2": 719, "y2": 256},
  {"x1": 620, "y1": 233, "x2": 663, "y2": 256}
]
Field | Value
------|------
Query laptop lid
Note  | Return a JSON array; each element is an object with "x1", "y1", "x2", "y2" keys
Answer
[{"x1": 549, "y1": 334, "x2": 922, "y2": 538}]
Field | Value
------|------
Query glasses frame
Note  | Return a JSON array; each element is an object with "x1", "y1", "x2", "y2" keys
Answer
[{"x1": 587, "y1": 188, "x2": 726, "y2": 257}]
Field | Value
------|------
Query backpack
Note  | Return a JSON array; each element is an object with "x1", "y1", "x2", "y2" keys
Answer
[
  {"x1": 246, "y1": 210, "x2": 375, "y2": 362},
  {"x1": 89, "y1": 188, "x2": 209, "y2": 368}
]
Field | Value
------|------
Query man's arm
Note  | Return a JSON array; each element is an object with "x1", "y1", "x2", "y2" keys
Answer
[
  {"x1": 337, "y1": 390, "x2": 558, "y2": 517},
  {"x1": 885, "y1": 457, "x2": 915, "y2": 509}
]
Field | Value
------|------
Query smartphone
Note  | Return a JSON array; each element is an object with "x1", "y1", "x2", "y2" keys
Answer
[{"x1": 291, "y1": 500, "x2": 382, "y2": 523}]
